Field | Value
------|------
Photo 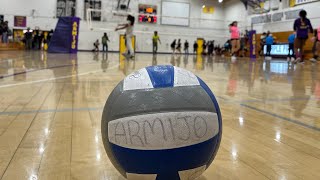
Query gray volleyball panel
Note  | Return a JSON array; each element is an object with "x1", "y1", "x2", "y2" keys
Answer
[
  {"x1": 101, "y1": 81, "x2": 127, "y2": 177},
  {"x1": 104, "y1": 82, "x2": 217, "y2": 122}
]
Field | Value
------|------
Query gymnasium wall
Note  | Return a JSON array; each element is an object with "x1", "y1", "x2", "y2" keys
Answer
[
  {"x1": 249, "y1": 1, "x2": 320, "y2": 33},
  {"x1": 0, "y1": 0, "x2": 58, "y2": 30},
  {"x1": 82, "y1": 0, "x2": 228, "y2": 52},
  {"x1": 0, "y1": 0, "x2": 232, "y2": 52},
  {"x1": 223, "y1": 0, "x2": 248, "y2": 29}
]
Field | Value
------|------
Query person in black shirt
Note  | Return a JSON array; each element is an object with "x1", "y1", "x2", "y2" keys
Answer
[
  {"x1": 184, "y1": 40, "x2": 189, "y2": 54},
  {"x1": 24, "y1": 28, "x2": 33, "y2": 50},
  {"x1": 208, "y1": 41, "x2": 214, "y2": 56},
  {"x1": 176, "y1": 39, "x2": 182, "y2": 54},
  {"x1": 2, "y1": 21, "x2": 9, "y2": 43},
  {"x1": 0, "y1": 20, "x2": 3, "y2": 42},
  {"x1": 33, "y1": 30, "x2": 40, "y2": 50},
  {"x1": 193, "y1": 41, "x2": 198, "y2": 54},
  {"x1": 171, "y1": 39, "x2": 176, "y2": 54},
  {"x1": 202, "y1": 40, "x2": 207, "y2": 55}
]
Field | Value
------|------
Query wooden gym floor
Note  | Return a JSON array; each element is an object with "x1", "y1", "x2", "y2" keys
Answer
[{"x1": 0, "y1": 51, "x2": 319, "y2": 180}]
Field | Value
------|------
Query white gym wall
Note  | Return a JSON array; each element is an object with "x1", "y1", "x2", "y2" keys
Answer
[
  {"x1": 223, "y1": 0, "x2": 320, "y2": 34},
  {"x1": 248, "y1": 0, "x2": 320, "y2": 33},
  {"x1": 0, "y1": 0, "x2": 229, "y2": 52},
  {"x1": 1, "y1": 0, "x2": 318, "y2": 52}
]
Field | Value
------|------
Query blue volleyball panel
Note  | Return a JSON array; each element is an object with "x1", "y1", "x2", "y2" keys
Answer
[
  {"x1": 196, "y1": 77, "x2": 223, "y2": 166},
  {"x1": 109, "y1": 135, "x2": 221, "y2": 180},
  {"x1": 145, "y1": 65, "x2": 174, "y2": 88}
]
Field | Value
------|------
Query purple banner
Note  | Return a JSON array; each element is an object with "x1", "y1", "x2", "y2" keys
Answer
[
  {"x1": 70, "y1": 17, "x2": 80, "y2": 53},
  {"x1": 249, "y1": 30, "x2": 256, "y2": 59},
  {"x1": 14, "y1": 16, "x2": 27, "y2": 27}
]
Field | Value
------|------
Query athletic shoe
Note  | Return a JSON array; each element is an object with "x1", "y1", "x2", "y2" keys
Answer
[
  {"x1": 299, "y1": 61, "x2": 305, "y2": 64},
  {"x1": 231, "y1": 56, "x2": 237, "y2": 60}
]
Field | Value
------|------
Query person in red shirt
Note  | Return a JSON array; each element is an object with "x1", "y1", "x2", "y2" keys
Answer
[{"x1": 229, "y1": 21, "x2": 240, "y2": 60}]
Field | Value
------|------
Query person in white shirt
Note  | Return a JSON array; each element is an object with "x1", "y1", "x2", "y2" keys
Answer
[{"x1": 115, "y1": 15, "x2": 135, "y2": 58}]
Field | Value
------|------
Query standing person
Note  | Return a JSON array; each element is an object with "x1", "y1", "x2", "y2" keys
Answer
[
  {"x1": 208, "y1": 41, "x2": 214, "y2": 56},
  {"x1": 2, "y1": 21, "x2": 9, "y2": 43},
  {"x1": 239, "y1": 34, "x2": 247, "y2": 57},
  {"x1": 0, "y1": 20, "x2": 3, "y2": 42},
  {"x1": 259, "y1": 32, "x2": 267, "y2": 56},
  {"x1": 184, "y1": 40, "x2": 189, "y2": 54},
  {"x1": 102, "y1": 32, "x2": 110, "y2": 52},
  {"x1": 310, "y1": 25, "x2": 320, "y2": 62},
  {"x1": 202, "y1": 40, "x2": 207, "y2": 55},
  {"x1": 39, "y1": 31, "x2": 44, "y2": 50},
  {"x1": 229, "y1": 21, "x2": 240, "y2": 59},
  {"x1": 293, "y1": 10, "x2": 313, "y2": 64},
  {"x1": 33, "y1": 30, "x2": 39, "y2": 50},
  {"x1": 287, "y1": 32, "x2": 296, "y2": 61},
  {"x1": 170, "y1": 39, "x2": 176, "y2": 54},
  {"x1": 207, "y1": 41, "x2": 211, "y2": 55},
  {"x1": 317, "y1": 25, "x2": 320, "y2": 61},
  {"x1": 24, "y1": 28, "x2": 33, "y2": 50},
  {"x1": 193, "y1": 41, "x2": 198, "y2": 54},
  {"x1": 152, "y1": 31, "x2": 161, "y2": 54},
  {"x1": 115, "y1": 15, "x2": 135, "y2": 58},
  {"x1": 265, "y1": 34, "x2": 274, "y2": 60},
  {"x1": 176, "y1": 39, "x2": 182, "y2": 54}
]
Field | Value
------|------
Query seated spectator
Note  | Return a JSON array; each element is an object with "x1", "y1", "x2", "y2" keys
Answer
[{"x1": 92, "y1": 39, "x2": 100, "y2": 52}]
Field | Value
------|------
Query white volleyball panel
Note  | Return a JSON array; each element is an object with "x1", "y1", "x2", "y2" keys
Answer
[
  {"x1": 178, "y1": 165, "x2": 206, "y2": 180},
  {"x1": 174, "y1": 67, "x2": 200, "y2": 87},
  {"x1": 126, "y1": 173, "x2": 157, "y2": 180},
  {"x1": 123, "y1": 68, "x2": 153, "y2": 91},
  {"x1": 108, "y1": 111, "x2": 219, "y2": 150}
]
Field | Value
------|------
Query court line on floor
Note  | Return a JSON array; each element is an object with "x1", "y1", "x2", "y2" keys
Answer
[
  {"x1": 216, "y1": 96, "x2": 320, "y2": 131},
  {"x1": 0, "y1": 107, "x2": 103, "y2": 116},
  {"x1": 240, "y1": 103, "x2": 320, "y2": 132},
  {"x1": 240, "y1": 97, "x2": 316, "y2": 103},
  {"x1": 0, "y1": 61, "x2": 105, "y2": 79},
  {"x1": 0, "y1": 64, "x2": 119, "y2": 89},
  {"x1": 217, "y1": 96, "x2": 317, "y2": 104}
]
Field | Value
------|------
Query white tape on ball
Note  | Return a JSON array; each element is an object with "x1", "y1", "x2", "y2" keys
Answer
[{"x1": 108, "y1": 111, "x2": 219, "y2": 150}]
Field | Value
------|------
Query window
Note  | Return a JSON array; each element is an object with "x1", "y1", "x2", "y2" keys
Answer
[{"x1": 57, "y1": 0, "x2": 76, "y2": 17}]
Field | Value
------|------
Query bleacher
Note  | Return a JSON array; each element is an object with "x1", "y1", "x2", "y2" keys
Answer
[
  {"x1": 256, "y1": 31, "x2": 315, "y2": 59},
  {"x1": 0, "y1": 42, "x2": 24, "y2": 51}
]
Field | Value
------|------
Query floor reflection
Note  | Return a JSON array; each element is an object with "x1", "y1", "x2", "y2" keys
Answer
[{"x1": 0, "y1": 51, "x2": 319, "y2": 180}]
